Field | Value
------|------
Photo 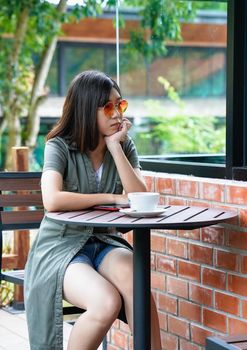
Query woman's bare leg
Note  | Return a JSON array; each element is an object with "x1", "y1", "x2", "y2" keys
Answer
[
  {"x1": 63, "y1": 263, "x2": 121, "y2": 350},
  {"x1": 98, "y1": 248, "x2": 162, "y2": 350}
]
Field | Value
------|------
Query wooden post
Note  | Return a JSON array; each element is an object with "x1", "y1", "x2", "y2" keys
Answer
[
  {"x1": 12, "y1": 147, "x2": 29, "y2": 308},
  {"x1": 12, "y1": 147, "x2": 29, "y2": 172}
]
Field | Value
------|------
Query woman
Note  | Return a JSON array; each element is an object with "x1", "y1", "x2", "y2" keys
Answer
[{"x1": 24, "y1": 70, "x2": 162, "y2": 350}]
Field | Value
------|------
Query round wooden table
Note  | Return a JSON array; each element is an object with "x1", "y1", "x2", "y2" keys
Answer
[{"x1": 47, "y1": 205, "x2": 237, "y2": 350}]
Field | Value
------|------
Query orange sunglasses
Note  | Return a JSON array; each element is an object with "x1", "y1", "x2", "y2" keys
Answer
[{"x1": 101, "y1": 99, "x2": 128, "y2": 118}]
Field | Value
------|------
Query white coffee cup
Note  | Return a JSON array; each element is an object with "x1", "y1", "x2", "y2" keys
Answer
[{"x1": 128, "y1": 192, "x2": 160, "y2": 212}]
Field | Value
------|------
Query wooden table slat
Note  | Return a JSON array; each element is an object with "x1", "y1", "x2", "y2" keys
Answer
[
  {"x1": 185, "y1": 208, "x2": 237, "y2": 224},
  {"x1": 85, "y1": 211, "x2": 126, "y2": 223},
  {"x1": 158, "y1": 206, "x2": 208, "y2": 223}
]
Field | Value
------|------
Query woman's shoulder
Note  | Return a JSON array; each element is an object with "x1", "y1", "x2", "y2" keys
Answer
[
  {"x1": 46, "y1": 136, "x2": 77, "y2": 151},
  {"x1": 122, "y1": 135, "x2": 136, "y2": 152}
]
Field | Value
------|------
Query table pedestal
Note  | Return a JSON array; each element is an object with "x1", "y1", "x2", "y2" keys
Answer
[{"x1": 133, "y1": 228, "x2": 151, "y2": 350}]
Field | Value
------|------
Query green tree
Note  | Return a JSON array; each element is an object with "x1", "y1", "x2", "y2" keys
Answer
[{"x1": 0, "y1": 0, "x2": 192, "y2": 169}]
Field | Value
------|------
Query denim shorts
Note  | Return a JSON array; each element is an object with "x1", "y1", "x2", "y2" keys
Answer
[{"x1": 69, "y1": 237, "x2": 118, "y2": 271}]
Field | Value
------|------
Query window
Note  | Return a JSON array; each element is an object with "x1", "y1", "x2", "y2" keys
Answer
[{"x1": 46, "y1": 0, "x2": 246, "y2": 180}]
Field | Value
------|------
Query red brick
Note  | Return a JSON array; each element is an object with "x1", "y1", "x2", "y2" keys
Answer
[
  {"x1": 228, "y1": 274, "x2": 247, "y2": 297},
  {"x1": 187, "y1": 199, "x2": 210, "y2": 207},
  {"x1": 159, "y1": 195, "x2": 166, "y2": 205},
  {"x1": 229, "y1": 317, "x2": 247, "y2": 334},
  {"x1": 111, "y1": 329, "x2": 128, "y2": 349},
  {"x1": 119, "y1": 321, "x2": 130, "y2": 333},
  {"x1": 201, "y1": 226, "x2": 225, "y2": 245},
  {"x1": 151, "y1": 271, "x2": 166, "y2": 290},
  {"x1": 177, "y1": 179, "x2": 199, "y2": 198},
  {"x1": 215, "y1": 291, "x2": 240, "y2": 316},
  {"x1": 151, "y1": 234, "x2": 166, "y2": 253},
  {"x1": 227, "y1": 230, "x2": 247, "y2": 250},
  {"x1": 240, "y1": 209, "x2": 247, "y2": 228},
  {"x1": 151, "y1": 252, "x2": 156, "y2": 270},
  {"x1": 242, "y1": 300, "x2": 247, "y2": 318},
  {"x1": 168, "y1": 315, "x2": 190, "y2": 339},
  {"x1": 158, "y1": 311, "x2": 167, "y2": 331},
  {"x1": 216, "y1": 250, "x2": 238, "y2": 271},
  {"x1": 189, "y1": 244, "x2": 213, "y2": 265},
  {"x1": 167, "y1": 197, "x2": 187, "y2": 206},
  {"x1": 144, "y1": 175, "x2": 155, "y2": 191},
  {"x1": 128, "y1": 336, "x2": 133, "y2": 350},
  {"x1": 158, "y1": 293, "x2": 177, "y2": 315},
  {"x1": 156, "y1": 177, "x2": 176, "y2": 195},
  {"x1": 226, "y1": 185, "x2": 247, "y2": 205},
  {"x1": 202, "y1": 267, "x2": 226, "y2": 289},
  {"x1": 179, "y1": 300, "x2": 201, "y2": 323},
  {"x1": 161, "y1": 331, "x2": 178, "y2": 350},
  {"x1": 189, "y1": 283, "x2": 213, "y2": 307},
  {"x1": 200, "y1": 182, "x2": 225, "y2": 202},
  {"x1": 156, "y1": 255, "x2": 177, "y2": 275},
  {"x1": 167, "y1": 276, "x2": 188, "y2": 299},
  {"x1": 106, "y1": 346, "x2": 117, "y2": 350},
  {"x1": 112, "y1": 319, "x2": 120, "y2": 328},
  {"x1": 203, "y1": 308, "x2": 227, "y2": 332},
  {"x1": 241, "y1": 255, "x2": 247, "y2": 273},
  {"x1": 178, "y1": 261, "x2": 201, "y2": 282},
  {"x1": 191, "y1": 324, "x2": 213, "y2": 346},
  {"x1": 167, "y1": 238, "x2": 187, "y2": 258},
  {"x1": 178, "y1": 228, "x2": 200, "y2": 240},
  {"x1": 180, "y1": 339, "x2": 201, "y2": 350},
  {"x1": 160, "y1": 228, "x2": 177, "y2": 236}
]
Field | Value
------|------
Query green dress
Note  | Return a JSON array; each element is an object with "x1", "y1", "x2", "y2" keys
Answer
[{"x1": 24, "y1": 136, "x2": 140, "y2": 350}]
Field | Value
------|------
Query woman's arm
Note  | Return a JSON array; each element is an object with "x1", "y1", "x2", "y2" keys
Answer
[
  {"x1": 105, "y1": 119, "x2": 147, "y2": 194},
  {"x1": 41, "y1": 170, "x2": 128, "y2": 212}
]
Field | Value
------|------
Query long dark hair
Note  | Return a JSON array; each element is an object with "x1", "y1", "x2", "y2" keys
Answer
[{"x1": 46, "y1": 70, "x2": 121, "y2": 152}]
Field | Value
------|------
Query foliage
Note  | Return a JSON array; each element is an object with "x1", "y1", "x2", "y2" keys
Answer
[
  {"x1": 194, "y1": 1, "x2": 227, "y2": 11},
  {"x1": 0, "y1": 281, "x2": 13, "y2": 307},
  {"x1": 134, "y1": 114, "x2": 225, "y2": 155},
  {"x1": 124, "y1": 0, "x2": 194, "y2": 62},
  {"x1": 133, "y1": 76, "x2": 225, "y2": 155}
]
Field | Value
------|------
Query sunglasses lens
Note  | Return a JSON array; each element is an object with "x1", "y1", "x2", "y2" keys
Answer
[
  {"x1": 103, "y1": 102, "x2": 114, "y2": 118},
  {"x1": 103, "y1": 99, "x2": 128, "y2": 118},
  {"x1": 118, "y1": 99, "x2": 128, "y2": 113}
]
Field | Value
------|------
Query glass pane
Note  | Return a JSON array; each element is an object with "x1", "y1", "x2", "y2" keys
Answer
[
  {"x1": 119, "y1": 1, "x2": 227, "y2": 161},
  {"x1": 46, "y1": 51, "x2": 58, "y2": 95},
  {"x1": 64, "y1": 46, "x2": 105, "y2": 89}
]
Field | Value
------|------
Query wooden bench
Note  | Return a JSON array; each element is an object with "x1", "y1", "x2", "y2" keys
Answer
[
  {"x1": 0, "y1": 171, "x2": 83, "y2": 315},
  {"x1": 206, "y1": 335, "x2": 247, "y2": 349}
]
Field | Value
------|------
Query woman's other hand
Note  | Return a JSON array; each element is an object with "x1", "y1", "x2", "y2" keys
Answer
[{"x1": 114, "y1": 193, "x2": 129, "y2": 206}]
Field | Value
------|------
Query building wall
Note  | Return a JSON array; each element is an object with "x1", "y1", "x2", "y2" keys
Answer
[
  {"x1": 107, "y1": 171, "x2": 247, "y2": 350},
  {"x1": 61, "y1": 19, "x2": 227, "y2": 47}
]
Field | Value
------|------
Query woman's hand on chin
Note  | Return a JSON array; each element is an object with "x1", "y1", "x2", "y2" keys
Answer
[{"x1": 105, "y1": 118, "x2": 132, "y2": 149}]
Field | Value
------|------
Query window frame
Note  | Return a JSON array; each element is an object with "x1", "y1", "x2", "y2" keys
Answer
[{"x1": 140, "y1": 0, "x2": 247, "y2": 181}]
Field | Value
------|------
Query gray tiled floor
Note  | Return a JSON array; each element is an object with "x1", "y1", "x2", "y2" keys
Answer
[{"x1": 0, "y1": 309, "x2": 103, "y2": 350}]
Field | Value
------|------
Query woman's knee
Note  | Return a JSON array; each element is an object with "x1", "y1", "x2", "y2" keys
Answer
[{"x1": 89, "y1": 286, "x2": 122, "y2": 324}]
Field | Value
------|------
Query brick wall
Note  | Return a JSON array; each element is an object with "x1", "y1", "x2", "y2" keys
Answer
[{"x1": 107, "y1": 171, "x2": 247, "y2": 350}]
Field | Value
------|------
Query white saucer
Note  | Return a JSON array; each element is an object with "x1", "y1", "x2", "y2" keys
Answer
[{"x1": 119, "y1": 208, "x2": 167, "y2": 218}]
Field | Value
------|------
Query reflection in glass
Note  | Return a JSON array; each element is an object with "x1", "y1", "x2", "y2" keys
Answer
[{"x1": 118, "y1": 1, "x2": 227, "y2": 160}]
